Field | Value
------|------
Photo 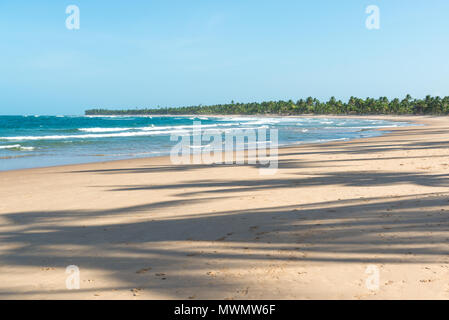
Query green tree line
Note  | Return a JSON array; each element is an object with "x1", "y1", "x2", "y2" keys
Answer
[{"x1": 85, "y1": 95, "x2": 449, "y2": 116}]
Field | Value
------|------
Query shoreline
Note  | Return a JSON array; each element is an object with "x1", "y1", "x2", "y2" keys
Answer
[
  {"x1": 1, "y1": 115, "x2": 449, "y2": 299},
  {"x1": 0, "y1": 114, "x2": 422, "y2": 174}
]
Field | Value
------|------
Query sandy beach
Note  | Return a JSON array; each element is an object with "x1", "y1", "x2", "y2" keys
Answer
[{"x1": 1, "y1": 115, "x2": 449, "y2": 299}]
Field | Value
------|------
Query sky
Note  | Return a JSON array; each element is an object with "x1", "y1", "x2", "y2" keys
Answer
[{"x1": 0, "y1": 0, "x2": 448, "y2": 115}]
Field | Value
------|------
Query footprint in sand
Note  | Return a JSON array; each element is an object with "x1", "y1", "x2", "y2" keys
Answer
[
  {"x1": 237, "y1": 287, "x2": 249, "y2": 296},
  {"x1": 40, "y1": 267, "x2": 56, "y2": 271},
  {"x1": 419, "y1": 279, "x2": 434, "y2": 283},
  {"x1": 136, "y1": 267, "x2": 152, "y2": 274},
  {"x1": 216, "y1": 232, "x2": 233, "y2": 241},
  {"x1": 131, "y1": 288, "x2": 143, "y2": 296},
  {"x1": 186, "y1": 252, "x2": 202, "y2": 257}
]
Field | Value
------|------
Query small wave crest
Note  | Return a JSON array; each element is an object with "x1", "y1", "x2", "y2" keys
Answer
[
  {"x1": 78, "y1": 127, "x2": 133, "y2": 133},
  {"x1": 0, "y1": 125, "x2": 270, "y2": 142},
  {"x1": 0, "y1": 144, "x2": 35, "y2": 151}
]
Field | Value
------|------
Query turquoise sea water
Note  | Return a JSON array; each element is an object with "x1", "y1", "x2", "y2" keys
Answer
[{"x1": 0, "y1": 115, "x2": 410, "y2": 171}]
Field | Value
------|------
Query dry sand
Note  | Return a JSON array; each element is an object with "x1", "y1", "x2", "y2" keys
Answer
[{"x1": 1, "y1": 115, "x2": 449, "y2": 299}]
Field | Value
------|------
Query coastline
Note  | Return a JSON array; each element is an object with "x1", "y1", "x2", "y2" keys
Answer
[
  {"x1": 0, "y1": 114, "x2": 420, "y2": 173},
  {"x1": 1, "y1": 115, "x2": 449, "y2": 299}
]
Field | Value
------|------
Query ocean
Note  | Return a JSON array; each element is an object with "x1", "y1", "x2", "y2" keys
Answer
[{"x1": 0, "y1": 115, "x2": 411, "y2": 171}]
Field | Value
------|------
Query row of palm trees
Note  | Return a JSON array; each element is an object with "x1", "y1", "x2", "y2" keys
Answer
[{"x1": 85, "y1": 95, "x2": 449, "y2": 116}]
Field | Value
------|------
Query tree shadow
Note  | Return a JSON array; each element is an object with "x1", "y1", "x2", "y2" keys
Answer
[
  {"x1": 2, "y1": 121, "x2": 449, "y2": 298},
  {"x1": 1, "y1": 192, "x2": 448, "y2": 298},
  {"x1": 99, "y1": 171, "x2": 449, "y2": 197}
]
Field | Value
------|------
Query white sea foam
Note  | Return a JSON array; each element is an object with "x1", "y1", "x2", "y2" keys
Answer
[
  {"x1": 78, "y1": 127, "x2": 133, "y2": 133},
  {"x1": 0, "y1": 144, "x2": 35, "y2": 151},
  {"x1": 322, "y1": 125, "x2": 398, "y2": 130},
  {"x1": 0, "y1": 130, "x2": 191, "y2": 141},
  {"x1": 0, "y1": 144, "x2": 21, "y2": 149},
  {"x1": 0, "y1": 126, "x2": 267, "y2": 142},
  {"x1": 78, "y1": 123, "x2": 236, "y2": 134}
]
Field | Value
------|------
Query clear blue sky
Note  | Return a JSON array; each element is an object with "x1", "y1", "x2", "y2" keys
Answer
[{"x1": 1, "y1": 0, "x2": 448, "y2": 115}]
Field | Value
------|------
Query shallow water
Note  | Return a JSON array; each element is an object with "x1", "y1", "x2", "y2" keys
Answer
[{"x1": 0, "y1": 115, "x2": 411, "y2": 171}]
